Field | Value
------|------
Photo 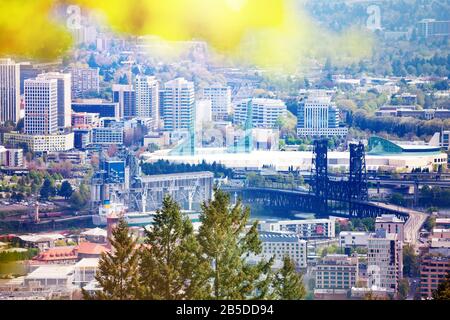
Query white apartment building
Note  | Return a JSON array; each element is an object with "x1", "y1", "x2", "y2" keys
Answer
[
  {"x1": 36, "y1": 73, "x2": 72, "y2": 129},
  {"x1": 135, "y1": 76, "x2": 159, "y2": 123},
  {"x1": 367, "y1": 230, "x2": 403, "y2": 293},
  {"x1": 195, "y1": 99, "x2": 212, "y2": 129},
  {"x1": 202, "y1": 85, "x2": 232, "y2": 121},
  {"x1": 259, "y1": 231, "x2": 307, "y2": 268},
  {"x1": 234, "y1": 98, "x2": 287, "y2": 129},
  {"x1": 339, "y1": 231, "x2": 370, "y2": 248},
  {"x1": 161, "y1": 78, "x2": 195, "y2": 132},
  {"x1": 24, "y1": 78, "x2": 58, "y2": 135},
  {"x1": 259, "y1": 218, "x2": 335, "y2": 239},
  {"x1": 70, "y1": 67, "x2": 99, "y2": 98},
  {"x1": 0, "y1": 59, "x2": 20, "y2": 124},
  {"x1": 3, "y1": 132, "x2": 74, "y2": 153}
]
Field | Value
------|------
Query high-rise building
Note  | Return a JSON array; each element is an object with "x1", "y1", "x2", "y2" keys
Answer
[
  {"x1": 70, "y1": 67, "x2": 99, "y2": 98},
  {"x1": 112, "y1": 84, "x2": 136, "y2": 119},
  {"x1": 417, "y1": 19, "x2": 450, "y2": 38},
  {"x1": 135, "y1": 76, "x2": 159, "y2": 121},
  {"x1": 234, "y1": 98, "x2": 287, "y2": 129},
  {"x1": 19, "y1": 62, "x2": 41, "y2": 95},
  {"x1": 202, "y1": 85, "x2": 232, "y2": 121},
  {"x1": 0, "y1": 59, "x2": 20, "y2": 124},
  {"x1": 161, "y1": 78, "x2": 195, "y2": 132},
  {"x1": 195, "y1": 99, "x2": 212, "y2": 130},
  {"x1": 297, "y1": 92, "x2": 348, "y2": 137},
  {"x1": 36, "y1": 73, "x2": 72, "y2": 129},
  {"x1": 24, "y1": 78, "x2": 58, "y2": 135},
  {"x1": 367, "y1": 229, "x2": 403, "y2": 294}
]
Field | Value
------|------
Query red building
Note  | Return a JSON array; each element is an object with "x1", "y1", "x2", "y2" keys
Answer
[{"x1": 420, "y1": 254, "x2": 450, "y2": 299}]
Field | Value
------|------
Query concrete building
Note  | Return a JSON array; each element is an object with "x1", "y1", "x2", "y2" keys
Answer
[
  {"x1": 259, "y1": 218, "x2": 335, "y2": 239},
  {"x1": 91, "y1": 127, "x2": 124, "y2": 145},
  {"x1": 135, "y1": 76, "x2": 159, "y2": 123},
  {"x1": 0, "y1": 59, "x2": 21, "y2": 124},
  {"x1": 161, "y1": 78, "x2": 195, "y2": 132},
  {"x1": 19, "y1": 62, "x2": 41, "y2": 95},
  {"x1": 297, "y1": 93, "x2": 348, "y2": 137},
  {"x1": 0, "y1": 147, "x2": 24, "y2": 167},
  {"x1": 112, "y1": 84, "x2": 136, "y2": 118},
  {"x1": 234, "y1": 98, "x2": 287, "y2": 129},
  {"x1": 419, "y1": 254, "x2": 450, "y2": 299},
  {"x1": 143, "y1": 146, "x2": 448, "y2": 174},
  {"x1": 314, "y1": 254, "x2": 359, "y2": 299},
  {"x1": 202, "y1": 85, "x2": 232, "y2": 121},
  {"x1": 418, "y1": 19, "x2": 450, "y2": 38},
  {"x1": 70, "y1": 67, "x2": 99, "y2": 98},
  {"x1": 24, "y1": 78, "x2": 58, "y2": 135},
  {"x1": 195, "y1": 99, "x2": 212, "y2": 130},
  {"x1": 367, "y1": 230, "x2": 403, "y2": 294},
  {"x1": 72, "y1": 112, "x2": 99, "y2": 128},
  {"x1": 375, "y1": 214, "x2": 405, "y2": 243},
  {"x1": 3, "y1": 132, "x2": 74, "y2": 153},
  {"x1": 339, "y1": 231, "x2": 370, "y2": 248},
  {"x1": 24, "y1": 265, "x2": 75, "y2": 289},
  {"x1": 259, "y1": 231, "x2": 307, "y2": 269},
  {"x1": 37, "y1": 73, "x2": 72, "y2": 129},
  {"x1": 72, "y1": 99, "x2": 120, "y2": 119},
  {"x1": 73, "y1": 258, "x2": 99, "y2": 287}
]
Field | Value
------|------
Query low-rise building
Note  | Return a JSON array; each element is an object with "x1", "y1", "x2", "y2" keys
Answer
[
  {"x1": 91, "y1": 127, "x2": 124, "y2": 145},
  {"x1": 73, "y1": 258, "x2": 99, "y2": 287},
  {"x1": 3, "y1": 132, "x2": 74, "y2": 153},
  {"x1": 16, "y1": 234, "x2": 65, "y2": 251},
  {"x1": 314, "y1": 254, "x2": 359, "y2": 299},
  {"x1": 259, "y1": 218, "x2": 335, "y2": 239},
  {"x1": 259, "y1": 231, "x2": 307, "y2": 269},
  {"x1": 24, "y1": 265, "x2": 75, "y2": 288},
  {"x1": 339, "y1": 231, "x2": 370, "y2": 248}
]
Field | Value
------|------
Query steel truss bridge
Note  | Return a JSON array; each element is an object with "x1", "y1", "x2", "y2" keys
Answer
[{"x1": 224, "y1": 139, "x2": 410, "y2": 220}]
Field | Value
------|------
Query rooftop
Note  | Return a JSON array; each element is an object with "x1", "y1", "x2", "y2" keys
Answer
[
  {"x1": 259, "y1": 231, "x2": 305, "y2": 243},
  {"x1": 25, "y1": 265, "x2": 75, "y2": 280},
  {"x1": 375, "y1": 214, "x2": 404, "y2": 224},
  {"x1": 75, "y1": 242, "x2": 109, "y2": 255},
  {"x1": 75, "y1": 258, "x2": 100, "y2": 268}
]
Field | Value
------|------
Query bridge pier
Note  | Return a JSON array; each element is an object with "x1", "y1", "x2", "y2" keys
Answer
[{"x1": 414, "y1": 181, "x2": 419, "y2": 207}]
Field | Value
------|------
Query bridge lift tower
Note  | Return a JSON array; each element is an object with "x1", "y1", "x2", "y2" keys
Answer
[
  {"x1": 311, "y1": 139, "x2": 329, "y2": 214},
  {"x1": 348, "y1": 142, "x2": 369, "y2": 215}
]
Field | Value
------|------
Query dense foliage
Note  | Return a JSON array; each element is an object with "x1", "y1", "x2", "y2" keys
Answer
[
  {"x1": 141, "y1": 160, "x2": 233, "y2": 178},
  {"x1": 89, "y1": 191, "x2": 307, "y2": 300}
]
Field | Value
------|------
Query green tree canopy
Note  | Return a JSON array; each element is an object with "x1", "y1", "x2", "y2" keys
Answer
[
  {"x1": 273, "y1": 256, "x2": 306, "y2": 300},
  {"x1": 197, "y1": 188, "x2": 273, "y2": 299},
  {"x1": 84, "y1": 219, "x2": 141, "y2": 300}
]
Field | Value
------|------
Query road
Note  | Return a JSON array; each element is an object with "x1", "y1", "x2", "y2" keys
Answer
[{"x1": 371, "y1": 202, "x2": 428, "y2": 250}]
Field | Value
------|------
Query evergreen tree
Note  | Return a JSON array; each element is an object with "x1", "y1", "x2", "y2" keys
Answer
[
  {"x1": 40, "y1": 178, "x2": 55, "y2": 200},
  {"x1": 84, "y1": 219, "x2": 141, "y2": 300},
  {"x1": 432, "y1": 273, "x2": 450, "y2": 300},
  {"x1": 139, "y1": 195, "x2": 209, "y2": 299},
  {"x1": 58, "y1": 181, "x2": 73, "y2": 199},
  {"x1": 273, "y1": 256, "x2": 306, "y2": 300},
  {"x1": 197, "y1": 188, "x2": 272, "y2": 300}
]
